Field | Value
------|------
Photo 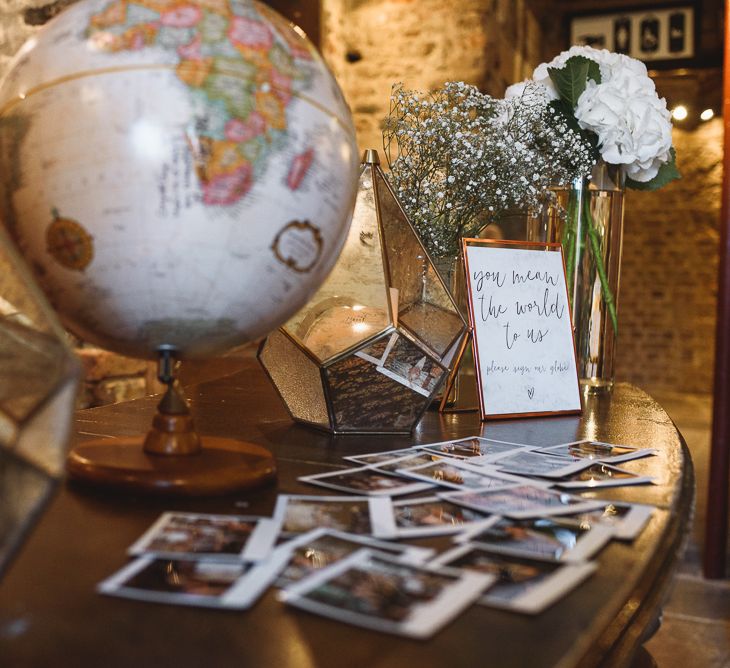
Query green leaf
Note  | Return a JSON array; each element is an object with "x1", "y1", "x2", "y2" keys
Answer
[
  {"x1": 548, "y1": 56, "x2": 601, "y2": 106},
  {"x1": 626, "y1": 148, "x2": 681, "y2": 191}
]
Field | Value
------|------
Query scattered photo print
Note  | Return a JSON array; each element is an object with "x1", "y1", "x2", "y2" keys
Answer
[
  {"x1": 419, "y1": 436, "x2": 525, "y2": 461},
  {"x1": 553, "y1": 463, "x2": 655, "y2": 489},
  {"x1": 280, "y1": 550, "x2": 493, "y2": 638},
  {"x1": 274, "y1": 529, "x2": 433, "y2": 587},
  {"x1": 557, "y1": 501, "x2": 655, "y2": 540},
  {"x1": 441, "y1": 484, "x2": 605, "y2": 519},
  {"x1": 97, "y1": 550, "x2": 289, "y2": 609},
  {"x1": 491, "y1": 450, "x2": 592, "y2": 478},
  {"x1": 397, "y1": 460, "x2": 527, "y2": 491},
  {"x1": 391, "y1": 496, "x2": 494, "y2": 537},
  {"x1": 537, "y1": 440, "x2": 656, "y2": 464},
  {"x1": 345, "y1": 448, "x2": 425, "y2": 465},
  {"x1": 298, "y1": 466, "x2": 434, "y2": 496},
  {"x1": 432, "y1": 545, "x2": 596, "y2": 614},
  {"x1": 374, "y1": 453, "x2": 443, "y2": 473},
  {"x1": 273, "y1": 495, "x2": 395, "y2": 538},
  {"x1": 455, "y1": 516, "x2": 612, "y2": 562},
  {"x1": 128, "y1": 512, "x2": 278, "y2": 562}
]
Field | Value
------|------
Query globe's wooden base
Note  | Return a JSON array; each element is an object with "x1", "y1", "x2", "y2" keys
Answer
[{"x1": 66, "y1": 436, "x2": 277, "y2": 496}]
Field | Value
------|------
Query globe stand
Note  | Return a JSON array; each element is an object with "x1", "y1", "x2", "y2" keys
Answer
[{"x1": 66, "y1": 349, "x2": 277, "y2": 496}]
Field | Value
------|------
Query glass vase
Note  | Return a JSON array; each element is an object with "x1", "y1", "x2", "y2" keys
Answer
[{"x1": 529, "y1": 161, "x2": 626, "y2": 392}]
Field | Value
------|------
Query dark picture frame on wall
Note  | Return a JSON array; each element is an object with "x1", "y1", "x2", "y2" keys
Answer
[{"x1": 569, "y1": 2, "x2": 699, "y2": 69}]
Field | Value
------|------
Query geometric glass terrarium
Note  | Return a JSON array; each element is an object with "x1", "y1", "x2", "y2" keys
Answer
[
  {"x1": 259, "y1": 150, "x2": 467, "y2": 434},
  {"x1": 0, "y1": 223, "x2": 80, "y2": 579}
]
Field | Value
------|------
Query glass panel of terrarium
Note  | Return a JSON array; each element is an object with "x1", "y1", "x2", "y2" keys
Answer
[
  {"x1": 259, "y1": 329, "x2": 329, "y2": 429},
  {"x1": 374, "y1": 170, "x2": 464, "y2": 360},
  {"x1": 0, "y1": 319, "x2": 72, "y2": 425},
  {"x1": 0, "y1": 222, "x2": 79, "y2": 473},
  {"x1": 0, "y1": 449, "x2": 55, "y2": 580},
  {"x1": 0, "y1": 222, "x2": 79, "y2": 578},
  {"x1": 324, "y1": 330, "x2": 442, "y2": 433},
  {"x1": 282, "y1": 164, "x2": 392, "y2": 362}
]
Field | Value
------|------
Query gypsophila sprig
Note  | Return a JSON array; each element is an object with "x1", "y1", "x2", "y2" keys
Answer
[{"x1": 383, "y1": 81, "x2": 594, "y2": 258}]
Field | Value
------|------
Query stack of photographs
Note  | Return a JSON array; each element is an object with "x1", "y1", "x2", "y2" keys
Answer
[{"x1": 96, "y1": 432, "x2": 659, "y2": 634}]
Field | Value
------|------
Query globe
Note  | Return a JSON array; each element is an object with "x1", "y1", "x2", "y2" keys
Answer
[{"x1": 0, "y1": 0, "x2": 359, "y2": 360}]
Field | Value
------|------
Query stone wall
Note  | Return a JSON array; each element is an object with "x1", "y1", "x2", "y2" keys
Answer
[
  {"x1": 616, "y1": 118, "x2": 723, "y2": 393},
  {"x1": 321, "y1": 0, "x2": 542, "y2": 153}
]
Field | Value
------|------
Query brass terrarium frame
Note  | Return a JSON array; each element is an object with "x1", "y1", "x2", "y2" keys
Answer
[{"x1": 259, "y1": 149, "x2": 468, "y2": 434}]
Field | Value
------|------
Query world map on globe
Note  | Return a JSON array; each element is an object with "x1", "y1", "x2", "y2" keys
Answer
[{"x1": 0, "y1": 0, "x2": 359, "y2": 359}]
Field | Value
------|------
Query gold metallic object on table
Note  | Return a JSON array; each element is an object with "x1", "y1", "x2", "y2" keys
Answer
[
  {"x1": 259, "y1": 149, "x2": 467, "y2": 434},
  {"x1": 0, "y1": 222, "x2": 80, "y2": 577}
]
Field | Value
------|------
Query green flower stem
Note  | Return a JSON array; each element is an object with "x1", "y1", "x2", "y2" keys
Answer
[
  {"x1": 582, "y1": 198, "x2": 619, "y2": 335},
  {"x1": 562, "y1": 190, "x2": 579, "y2": 300}
]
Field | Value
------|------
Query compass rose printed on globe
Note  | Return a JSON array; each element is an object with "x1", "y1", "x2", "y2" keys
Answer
[{"x1": 0, "y1": 0, "x2": 359, "y2": 359}]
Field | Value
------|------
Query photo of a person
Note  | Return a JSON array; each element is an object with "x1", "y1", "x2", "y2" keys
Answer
[
  {"x1": 425, "y1": 437, "x2": 517, "y2": 458},
  {"x1": 303, "y1": 558, "x2": 449, "y2": 623},
  {"x1": 469, "y1": 518, "x2": 584, "y2": 559},
  {"x1": 283, "y1": 500, "x2": 372, "y2": 535},
  {"x1": 125, "y1": 559, "x2": 246, "y2": 598},
  {"x1": 395, "y1": 500, "x2": 488, "y2": 529},
  {"x1": 445, "y1": 549, "x2": 558, "y2": 601},
  {"x1": 144, "y1": 516, "x2": 258, "y2": 556}
]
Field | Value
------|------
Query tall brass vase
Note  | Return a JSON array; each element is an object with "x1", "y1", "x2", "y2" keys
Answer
[{"x1": 529, "y1": 161, "x2": 626, "y2": 392}]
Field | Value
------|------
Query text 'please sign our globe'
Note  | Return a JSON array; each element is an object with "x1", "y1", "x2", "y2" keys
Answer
[{"x1": 0, "y1": 0, "x2": 359, "y2": 359}]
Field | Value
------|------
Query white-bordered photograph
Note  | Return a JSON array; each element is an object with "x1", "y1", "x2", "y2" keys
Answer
[
  {"x1": 272, "y1": 495, "x2": 396, "y2": 538},
  {"x1": 344, "y1": 448, "x2": 430, "y2": 466},
  {"x1": 454, "y1": 516, "x2": 612, "y2": 562},
  {"x1": 536, "y1": 440, "x2": 657, "y2": 464},
  {"x1": 97, "y1": 550, "x2": 290, "y2": 610},
  {"x1": 552, "y1": 463, "x2": 655, "y2": 490},
  {"x1": 431, "y1": 544, "x2": 596, "y2": 614},
  {"x1": 370, "y1": 453, "x2": 444, "y2": 474},
  {"x1": 440, "y1": 484, "x2": 605, "y2": 519},
  {"x1": 127, "y1": 512, "x2": 279, "y2": 562},
  {"x1": 490, "y1": 450, "x2": 593, "y2": 479},
  {"x1": 416, "y1": 436, "x2": 528, "y2": 462},
  {"x1": 273, "y1": 528, "x2": 434, "y2": 588},
  {"x1": 557, "y1": 501, "x2": 656, "y2": 541},
  {"x1": 396, "y1": 459, "x2": 531, "y2": 491},
  {"x1": 377, "y1": 334, "x2": 445, "y2": 398},
  {"x1": 298, "y1": 465, "x2": 434, "y2": 496},
  {"x1": 279, "y1": 549, "x2": 493, "y2": 638},
  {"x1": 390, "y1": 496, "x2": 497, "y2": 538}
]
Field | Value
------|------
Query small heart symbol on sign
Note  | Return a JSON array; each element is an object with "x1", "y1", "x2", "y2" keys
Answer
[{"x1": 527, "y1": 387, "x2": 535, "y2": 399}]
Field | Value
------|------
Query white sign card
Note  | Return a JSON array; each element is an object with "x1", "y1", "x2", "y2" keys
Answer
[{"x1": 462, "y1": 239, "x2": 582, "y2": 419}]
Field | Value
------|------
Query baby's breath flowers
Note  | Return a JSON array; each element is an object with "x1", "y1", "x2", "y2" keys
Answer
[{"x1": 383, "y1": 81, "x2": 595, "y2": 258}]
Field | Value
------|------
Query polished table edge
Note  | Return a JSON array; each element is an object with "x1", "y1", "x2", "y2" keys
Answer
[
  {"x1": 582, "y1": 430, "x2": 695, "y2": 668},
  {"x1": 43, "y1": 369, "x2": 696, "y2": 667}
]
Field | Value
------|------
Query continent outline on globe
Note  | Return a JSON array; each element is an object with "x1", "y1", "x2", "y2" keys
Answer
[{"x1": 0, "y1": 0, "x2": 359, "y2": 359}]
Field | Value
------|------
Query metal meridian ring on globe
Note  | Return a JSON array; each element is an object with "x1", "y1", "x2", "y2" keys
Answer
[{"x1": 0, "y1": 63, "x2": 353, "y2": 133}]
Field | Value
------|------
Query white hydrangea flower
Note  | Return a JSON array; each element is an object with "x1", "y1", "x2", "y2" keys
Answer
[
  {"x1": 532, "y1": 46, "x2": 674, "y2": 180},
  {"x1": 575, "y1": 78, "x2": 672, "y2": 181}
]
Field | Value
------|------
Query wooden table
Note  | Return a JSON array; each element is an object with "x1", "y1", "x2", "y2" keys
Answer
[{"x1": 0, "y1": 361, "x2": 694, "y2": 668}]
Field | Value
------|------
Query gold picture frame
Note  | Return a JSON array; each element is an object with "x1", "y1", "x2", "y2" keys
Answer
[{"x1": 461, "y1": 238, "x2": 583, "y2": 421}]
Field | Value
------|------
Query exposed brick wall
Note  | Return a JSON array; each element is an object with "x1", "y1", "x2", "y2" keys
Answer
[
  {"x1": 616, "y1": 118, "x2": 723, "y2": 394},
  {"x1": 321, "y1": 0, "x2": 540, "y2": 153}
]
